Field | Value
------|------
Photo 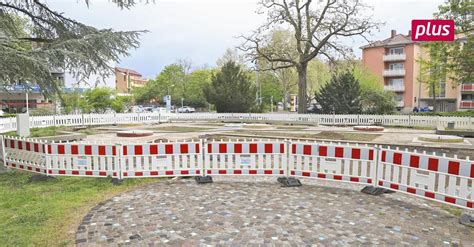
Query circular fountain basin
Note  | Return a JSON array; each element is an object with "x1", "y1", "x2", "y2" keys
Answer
[
  {"x1": 116, "y1": 130, "x2": 154, "y2": 137},
  {"x1": 353, "y1": 125, "x2": 385, "y2": 132}
]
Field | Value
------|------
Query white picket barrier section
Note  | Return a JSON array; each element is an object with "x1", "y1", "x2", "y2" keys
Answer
[
  {"x1": 377, "y1": 147, "x2": 473, "y2": 209},
  {"x1": 1, "y1": 136, "x2": 48, "y2": 174},
  {"x1": 289, "y1": 141, "x2": 377, "y2": 185},
  {"x1": 47, "y1": 142, "x2": 119, "y2": 177},
  {"x1": 204, "y1": 139, "x2": 287, "y2": 176},
  {"x1": 120, "y1": 141, "x2": 203, "y2": 178}
]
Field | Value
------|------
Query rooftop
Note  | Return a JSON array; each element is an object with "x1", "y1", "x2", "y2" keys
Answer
[{"x1": 115, "y1": 67, "x2": 143, "y2": 77}]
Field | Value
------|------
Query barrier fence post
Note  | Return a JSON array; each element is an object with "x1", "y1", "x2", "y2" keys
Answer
[
  {"x1": 115, "y1": 143, "x2": 123, "y2": 182},
  {"x1": 361, "y1": 145, "x2": 386, "y2": 195},
  {"x1": 0, "y1": 135, "x2": 6, "y2": 169},
  {"x1": 195, "y1": 138, "x2": 213, "y2": 184},
  {"x1": 44, "y1": 140, "x2": 50, "y2": 176}
]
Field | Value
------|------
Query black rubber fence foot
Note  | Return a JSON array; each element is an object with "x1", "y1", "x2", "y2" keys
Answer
[
  {"x1": 277, "y1": 177, "x2": 302, "y2": 187},
  {"x1": 361, "y1": 185, "x2": 394, "y2": 195},
  {"x1": 195, "y1": 176, "x2": 213, "y2": 184},
  {"x1": 112, "y1": 178, "x2": 123, "y2": 185},
  {"x1": 460, "y1": 214, "x2": 474, "y2": 227}
]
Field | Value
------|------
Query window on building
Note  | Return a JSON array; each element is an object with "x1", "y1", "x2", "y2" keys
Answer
[
  {"x1": 461, "y1": 94, "x2": 473, "y2": 100},
  {"x1": 394, "y1": 94, "x2": 403, "y2": 102},
  {"x1": 428, "y1": 82, "x2": 446, "y2": 98},
  {"x1": 389, "y1": 47, "x2": 404, "y2": 54},
  {"x1": 389, "y1": 63, "x2": 404, "y2": 70},
  {"x1": 388, "y1": 78, "x2": 404, "y2": 86}
]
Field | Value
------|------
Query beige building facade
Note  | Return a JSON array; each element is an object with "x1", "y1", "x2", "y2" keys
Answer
[
  {"x1": 115, "y1": 67, "x2": 148, "y2": 95},
  {"x1": 361, "y1": 30, "x2": 467, "y2": 112}
]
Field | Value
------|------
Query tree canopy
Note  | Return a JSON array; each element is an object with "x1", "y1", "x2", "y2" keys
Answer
[
  {"x1": 0, "y1": 0, "x2": 145, "y2": 93},
  {"x1": 204, "y1": 61, "x2": 256, "y2": 113},
  {"x1": 315, "y1": 71, "x2": 362, "y2": 114}
]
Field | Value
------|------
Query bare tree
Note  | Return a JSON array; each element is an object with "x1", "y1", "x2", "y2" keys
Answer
[{"x1": 240, "y1": 0, "x2": 380, "y2": 113}]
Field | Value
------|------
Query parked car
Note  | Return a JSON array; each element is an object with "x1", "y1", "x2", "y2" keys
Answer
[
  {"x1": 0, "y1": 109, "x2": 4, "y2": 116},
  {"x1": 177, "y1": 106, "x2": 195, "y2": 113},
  {"x1": 152, "y1": 107, "x2": 167, "y2": 113}
]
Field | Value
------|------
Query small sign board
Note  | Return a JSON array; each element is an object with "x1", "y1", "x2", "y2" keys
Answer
[
  {"x1": 77, "y1": 156, "x2": 87, "y2": 166},
  {"x1": 241, "y1": 155, "x2": 251, "y2": 166}
]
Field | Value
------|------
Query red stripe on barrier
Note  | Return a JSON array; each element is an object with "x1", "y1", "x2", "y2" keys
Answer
[
  {"x1": 291, "y1": 170, "x2": 295, "y2": 175},
  {"x1": 407, "y1": 187, "x2": 416, "y2": 194},
  {"x1": 444, "y1": 196, "x2": 456, "y2": 204},
  {"x1": 234, "y1": 143, "x2": 242, "y2": 153},
  {"x1": 112, "y1": 146, "x2": 117, "y2": 156},
  {"x1": 390, "y1": 183, "x2": 399, "y2": 190},
  {"x1": 180, "y1": 144, "x2": 189, "y2": 154},
  {"x1": 113, "y1": 172, "x2": 117, "y2": 177},
  {"x1": 48, "y1": 169, "x2": 52, "y2": 174},
  {"x1": 150, "y1": 145, "x2": 158, "y2": 155},
  {"x1": 48, "y1": 144, "x2": 52, "y2": 154},
  {"x1": 471, "y1": 164, "x2": 474, "y2": 178},
  {"x1": 410, "y1": 155, "x2": 419, "y2": 168},
  {"x1": 378, "y1": 181, "x2": 383, "y2": 186},
  {"x1": 10, "y1": 140, "x2": 14, "y2": 149},
  {"x1": 181, "y1": 170, "x2": 189, "y2": 175},
  {"x1": 207, "y1": 170, "x2": 212, "y2": 174},
  {"x1": 135, "y1": 171, "x2": 143, "y2": 176},
  {"x1": 58, "y1": 145, "x2": 65, "y2": 154},
  {"x1": 280, "y1": 143, "x2": 284, "y2": 153},
  {"x1": 27, "y1": 167, "x2": 32, "y2": 171},
  {"x1": 265, "y1": 144, "x2": 273, "y2": 154},
  {"x1": 317, "y1": 173, "x2": 326, "y2": 178},
  {"x1": 207, "y1": 143, "x2": 212, "y2": 153},
  {"x1": 165, "y1": 144, "x2": 173, "y2": 154},
  {"x1": 303, "y1": 145, "x2": 311, "y2": 155},
  {"x1": 264, "y1": 170, "x2": 272, "y2": 175},
  {"x1": 219, "y1": 144, "x2": 227, "y2": 153},
  {"x1": 72, "y1": 170, "x2": 79, "y2": 175},
  {"x1": 85, "y1": 145, "x2": 92, "y2": 155},
  {"x1": 34, "y1": 143, "x2": 39, "y2": 152},
  {"x1": 393, "y1": 153, "x2": 402, "y2": 165},
  {"x1": 150, "y1": 171, "x2": 158, "y2": 176},
  {"x1": 19, "y1": 165, "x2": 24, "y2": 169},
  {"x1": 448, "y1": 161, "x2": 460, "y2": 175},
  {"x1": 99, "y1": 146, "x2": 106, "y2": 155},
  {"x1": 71, "y1": 145, "x2": 78, "y2": 155},
  {"x1": 367, "y1": 179, "x2": 372, "y2": 184},
  {"x1": 135, "y1": 145, "x2": 143, "y2": 155},
  {"x1": 123, "y1": 172, "x2": 128, "y2": 177},
  {"x1": 249, "y1": 170, "x2": 257, "y2": 174},
  {"x1": 369, "y1": 149, "x2": 374, "y2": 160},
  {"x1": 292, "y1": 144, "x2": 296, "y2": 154},
  {"x1": 218, "y1": 170, "x2": 227, "y2": 174},
  {"x1": 425, "y1": 191, "x2": 435, "y2": 198},
  {"x1": 196, "y1": 170, "x2": 200, "y2": 174},
  {"x1": 334, "y1": 175, "x2": 342, "y2": 180},
  {"x1": 381, "y1": 151, "x2": 386, "y2": 162},
  {"x1": 36, "y1": 168, "x2": 41, "y2": 173},
  {"x1": 196, "y1": 143, "x2": 200, "y2": 153},
  {"x1": 86, "y1": 171, "x2": 93, "y2": 176},
  {"x1": 234, "y1": 169, "x2": 242, "y2": 174},
  {"x1": 302, "y1": 171, "x2": 310, "y2": 177},
  {"x1": 18, "y1": 141, "x2": 23, "y2": 150},
  {"x1": 99, "y1": 171, "x2": 107, "y2": 176},
  {"x1": 335, "y1": 147, "x2": 344, "y2": 158},
  {"x1": 428, "y1": 158, "x2": 438, "y2": 171},
  {"x1": 249, "y1": 144, "x2": 257, "y2": 153},
  {"x1": 351, "y1": 149, "x2": 360, "y2": 159},
  {"x1": 165, "y1": 170, "x2": 173, "y2": 175},
  {"x1": 123, "y1": 146, "x2": 128, "y2": 155},
  {"x1": 26, "y1": 142, "x2": 31, "y2": 151},
  {"x1": 58, "y1": 170, "x2": 66, "y2": 175},
  {"x1": 319, "y1": 146, "x2": 327, "y2": 156},
  {"x1": 468, "y1": 201, "x2": 473, "y2": 208},
  {"x1": 350, "y1": 177, "x2": 359, "y2": 182}
]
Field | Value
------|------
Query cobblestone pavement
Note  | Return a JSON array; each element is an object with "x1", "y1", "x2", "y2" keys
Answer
[{"x1": 76, "y1": 177, "x2": 473, "y2": 246}]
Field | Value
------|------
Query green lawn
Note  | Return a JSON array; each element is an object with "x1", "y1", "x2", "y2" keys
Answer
[
  {"x1": 2, "y1": 126, "x2": 97, "y2": 138},
  {"x1": 231, "y1": 130, "x2": 380, "y2": 142},
  {"x1": 0, "y1": 170, "x2": 158, "y2": 246}
]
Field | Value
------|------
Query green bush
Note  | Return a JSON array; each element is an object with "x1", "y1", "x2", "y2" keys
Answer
[{"x1": 414, "y1": 110, "x2": 474, "y2": 117}]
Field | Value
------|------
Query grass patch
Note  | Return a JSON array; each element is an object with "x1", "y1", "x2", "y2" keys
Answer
[
  {"x1": 275, "y1": 126, "x2": 307, "y2": 130},
  {"x1": 440, "y1": 205, "x2": 462, "y2": 217},
  {"x1": 386, "y1": 125, "x2": 435, "y2": 130},
  {"x1": 243, "y1": 124, "x2": 271, "y2": 129},
  {"x1": 150, "y1": 126, "x2": 213, "y2": 132},
  {"x1": 231, "y1": 130, "x2": 380, "y2": 141},
  {"x1": 2, "y1": 126, "x2": 66, "y2": 137},
  {"x1": 0, "y1": 171, "x2": 158, "y2": 246}
]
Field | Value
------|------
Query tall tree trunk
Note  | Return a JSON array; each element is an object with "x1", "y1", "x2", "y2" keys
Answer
[
  {"x1": 432, "y1": 83, "x2": 437, "y2": 112},
  {"x1": 297, "y1": 62, "x2": 308, "y2": 113}
]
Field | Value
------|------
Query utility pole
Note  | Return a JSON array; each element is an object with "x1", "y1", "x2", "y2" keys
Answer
[{"x1": 25, "y1": 92, "x2": 29, "y2": 114}]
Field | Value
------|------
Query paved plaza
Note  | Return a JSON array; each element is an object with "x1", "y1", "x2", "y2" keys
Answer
[{"x1": 76, "y1": 177, "x2": 473, "y2": 246}]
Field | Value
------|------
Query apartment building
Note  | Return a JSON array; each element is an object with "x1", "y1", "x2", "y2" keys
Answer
[
  {"x1": 115, "y1": 67, "x2": 148, "y2": 95},
  {"x1": 361, "y1": 30, "x2": 464, "y2": 112}
]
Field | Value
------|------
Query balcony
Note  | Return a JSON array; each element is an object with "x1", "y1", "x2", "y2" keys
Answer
[
  {"x1": 461, "y1": 84, "x2": 474, "y2": 92},
  {"x1": 384, "y1": 84, "x2": 405, "y2": 92},
  {"x1": 383, "y1": 53, "x2": 406, "y2": 62},
  {"x1": 395, "y1": 101, "x2": 405, "y2": 108},
  {"x1": 383, "y1": 69, "x2": 405, "y2": 77},
  {"x1": 460, "y1": 101, "x2": 474, "y2": 109}
]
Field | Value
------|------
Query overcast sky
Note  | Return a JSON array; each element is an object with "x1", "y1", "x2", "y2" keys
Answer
[{"x1": 47, "y1": 0, "x2": 443, "y2": 79}]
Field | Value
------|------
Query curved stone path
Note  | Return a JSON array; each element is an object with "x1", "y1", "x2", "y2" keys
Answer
[{"x1": 76, "y1": 177, "x2": 473, "y2": 246}]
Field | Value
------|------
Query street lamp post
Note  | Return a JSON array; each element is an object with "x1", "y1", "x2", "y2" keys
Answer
[{"x1": 25, "y1": 92, "x2": 29, "y2": 114}]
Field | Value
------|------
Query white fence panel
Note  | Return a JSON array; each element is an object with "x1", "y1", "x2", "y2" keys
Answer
[
  {"x1": 289, "y1": 141, "x2": 377, "y2": 185},
  {"x1": 378, "y1": 148, "x2": 473, "y2": 209},
  {"x1": 2, "y1": 136, "x2": 48, "y2": 174},
  {"x1": 120, "y1": 141, "x2": 202, "y2": 178},
  {"x1": 205, "y1": 139, "x2": 287, "y2": 176}
]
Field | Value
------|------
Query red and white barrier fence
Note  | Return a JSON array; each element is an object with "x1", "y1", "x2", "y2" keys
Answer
[
  {"x1": 289, "y1": 141, "x2": 377, "y2": 185},
  {"x1": 1, "y1": 135, "x2": 472, "y2": 210},
  {"x1": 204, "y1": 139, "x2": 287, "y2": 176},
  {"x1": 377, "y1": 147, "x2": 473, "y2": 209},
  {"x1": 120, "y1": 141, "x2": 202, "y2": 178}
]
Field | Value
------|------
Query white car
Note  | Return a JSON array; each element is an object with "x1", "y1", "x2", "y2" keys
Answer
[
  {"x1": 177, "y1": 106, "x2": 195, "y2": 113},
  {"x1": 152, "y1": 107, "x2": 167, "y2": 113},
  {"x1": 0, "y1": 109, "x2": 4, "y2": 116}
]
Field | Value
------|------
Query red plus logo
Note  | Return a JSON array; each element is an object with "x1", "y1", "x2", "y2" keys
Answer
[{"x1": 412, "y1": 20, "x2": 455, "y2": 41}]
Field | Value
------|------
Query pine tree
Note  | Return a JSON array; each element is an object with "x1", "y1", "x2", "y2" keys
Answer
[
  {"x1": 315, "y1": 72, "x2": 362, "y2": 114},
  {"x1": 204, "y1": 61, "x2": 256, "y2": 113}
]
